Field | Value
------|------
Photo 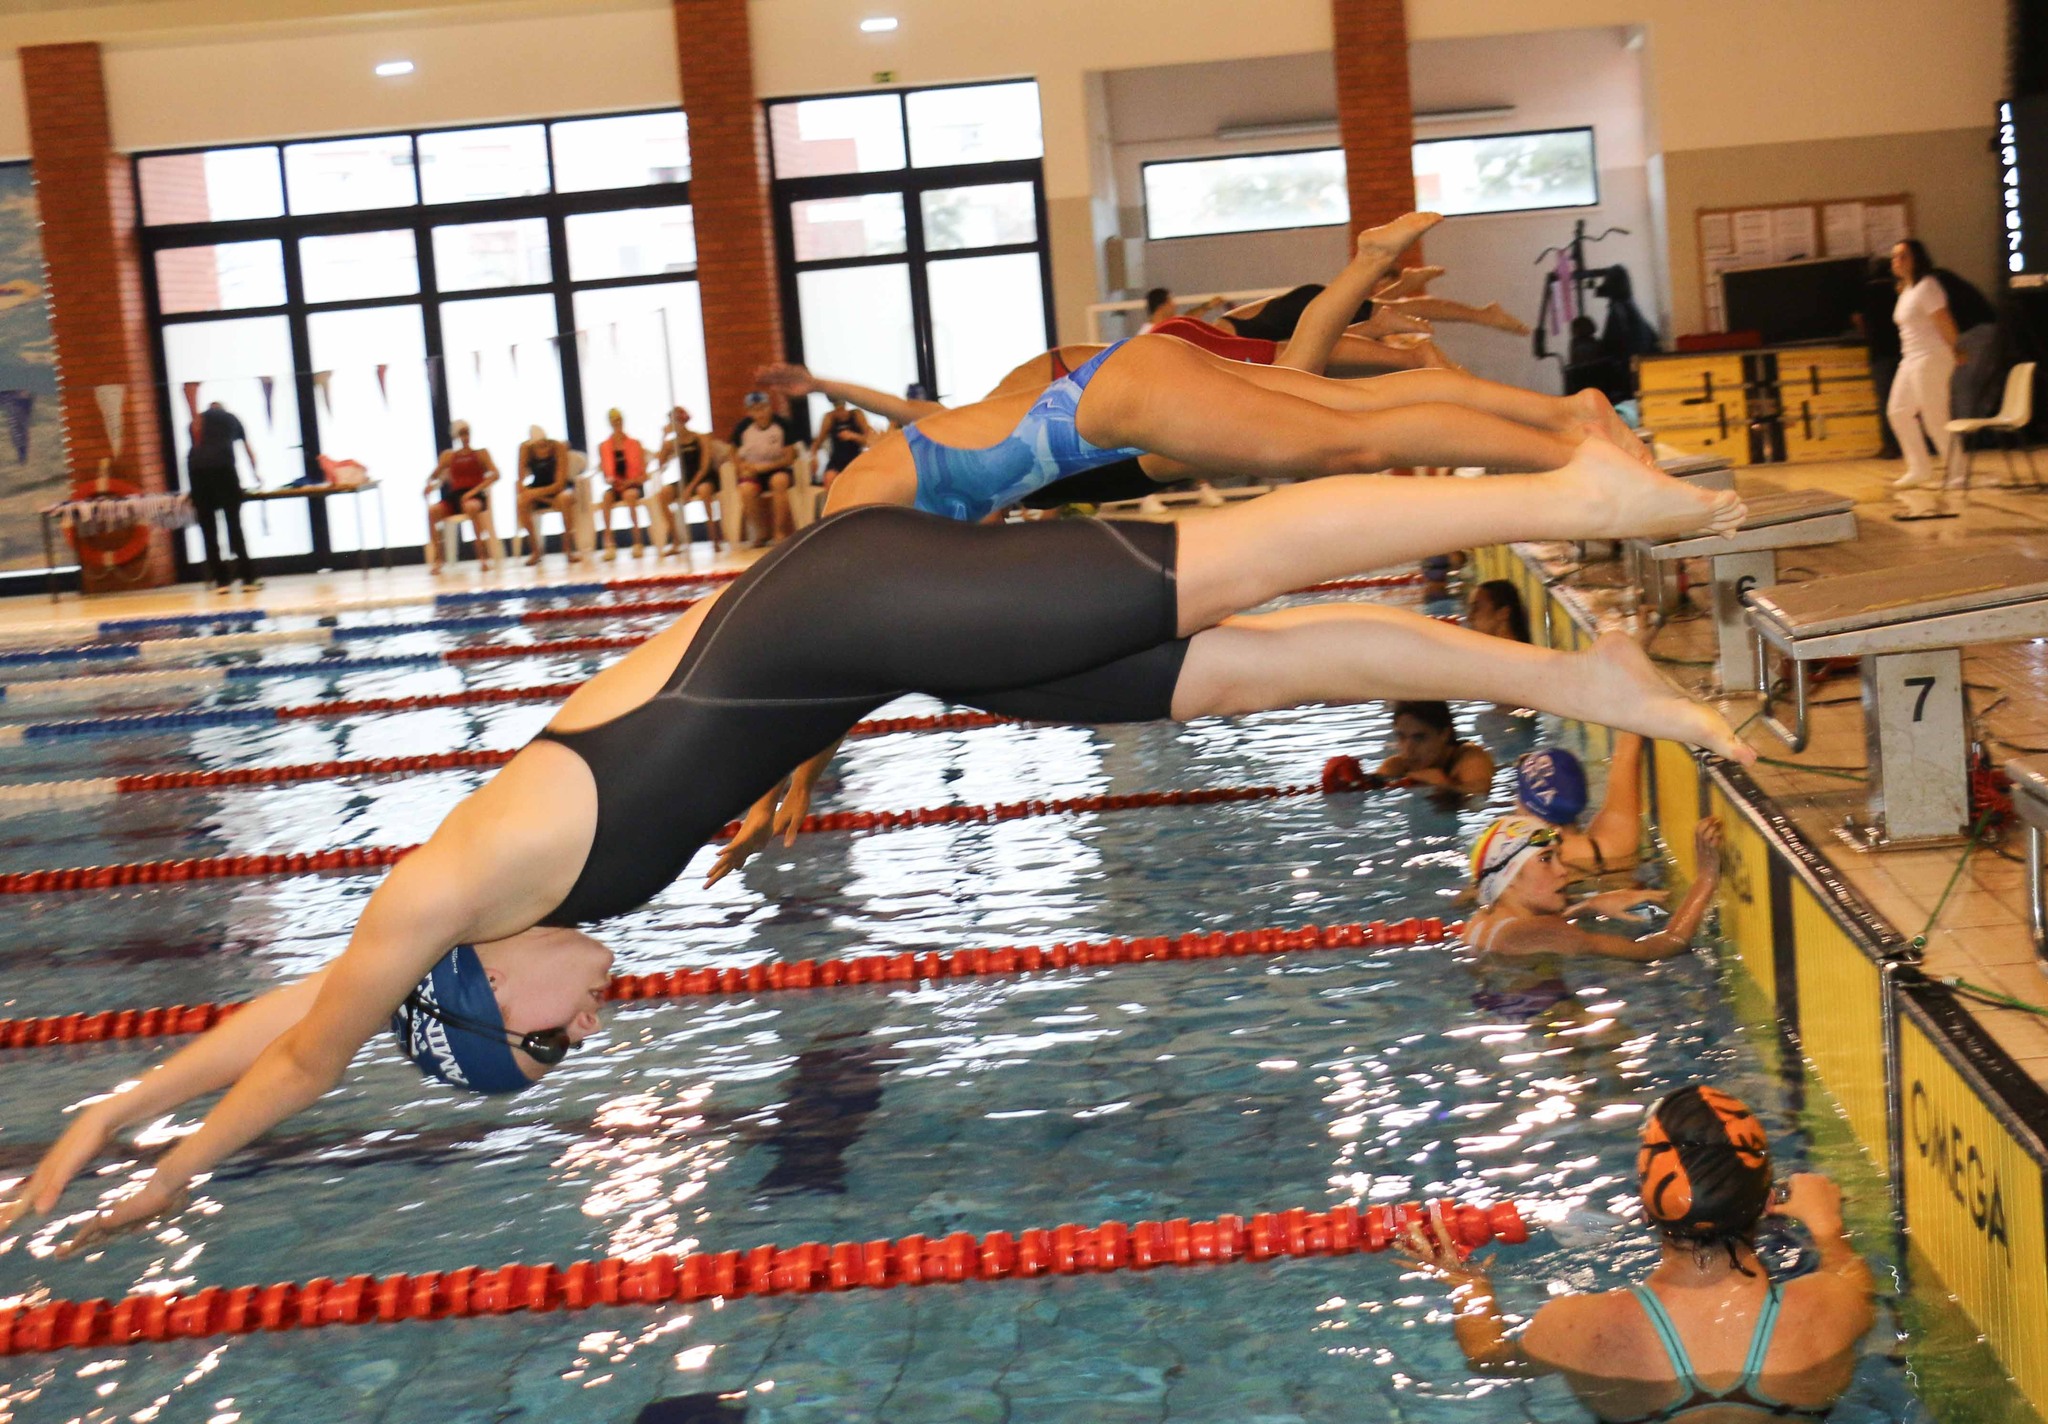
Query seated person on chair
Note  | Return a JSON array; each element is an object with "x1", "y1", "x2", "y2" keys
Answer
[
  {"x1": 424, "y1": 419, "x2": 499, "y2": 574},
  {"x1": 597, "y1": 408, "x2": 651, "y2": 560},
  {"x1": 656, "y1": 406, "x2": 725, "y2": 555},
  {"x1": 1401, "y1": 1084, "x2": 1872, "y2": 1422},
  {"x1": 729, "y1": 391, "x2": 799, "y2": 545},
  {"x1": 815, "y1": 396, "x2": 873, "y2": 491},
  {"x1": 1464, "y1": 814, "x2": 1722, "y2": 961},
  {"x1": 515, "y1": 425, "x2": 578, "y2": 567}
]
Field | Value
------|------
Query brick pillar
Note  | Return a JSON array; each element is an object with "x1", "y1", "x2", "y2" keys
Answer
[
  {"x1": 1331, "y1": 0, "x2": 1419, "y2": 240},
  {"x1": 674, "y1": 0, "x2": 783, "y2": 432},
  {"x1": 22, "y1": 42, "x2": 173, "y2": 592}
]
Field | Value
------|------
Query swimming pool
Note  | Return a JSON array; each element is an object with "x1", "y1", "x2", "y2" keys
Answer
[{"x1": 0, "y1": 579, "x2": 1953, "y2": 1422}]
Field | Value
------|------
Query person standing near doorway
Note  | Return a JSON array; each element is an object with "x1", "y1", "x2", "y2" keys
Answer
[{"x1": 187, "y1": 400, "x2": 261, "y2": 592}]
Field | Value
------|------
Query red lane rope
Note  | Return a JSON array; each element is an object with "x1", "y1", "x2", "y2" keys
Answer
[
  {"x1": 110, "y1": 712, "x2": 1013, "y2": 794},
  {"x1": 0, "y1": 1195, "x2": 1524, "y2": 1357},
  {"x1": 0, "y1": 781, "x2": 1324, "y2": 896},
  {"x1": 0, "y1": 916, "x2": 1454, "y2": 1051}
]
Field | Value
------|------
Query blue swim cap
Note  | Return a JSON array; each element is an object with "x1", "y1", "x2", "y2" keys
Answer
[
  {"x1": 390, "y1": 943, "x2": 532, "y2": 1095},
  {"x1": 1516, "y1": 748, "x2": 1588, "y2": 825}
]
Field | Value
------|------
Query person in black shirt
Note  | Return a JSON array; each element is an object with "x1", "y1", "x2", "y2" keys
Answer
[{"x1": 186, "y1": 401, "x2": 260, "y2": 591}]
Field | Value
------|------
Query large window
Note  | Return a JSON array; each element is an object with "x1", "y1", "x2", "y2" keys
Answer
[
  {"x1": 1412, "y1": 127, "x2": 1598, "y2": 217},
  {"x1": 1142, "y1": 127, "x2": 1601, "y2": 240},
  {"x1": 136, "y1": 109, "x2": 702, "y2": 573},
  {"x1": 767, "y1": 82, "x2": 1054, "y2": 411}
]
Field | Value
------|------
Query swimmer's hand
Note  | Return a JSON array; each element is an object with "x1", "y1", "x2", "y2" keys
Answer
[
  {"x1": 0, "y1": 1100, "x2": 118, "y2": 1232},
  {"x1": 772, "y1": 767, "x2": 819, "y2": 847},
  {"x1": 753, "y1": 362, "x2": 817, "y2": 398},
  {"x1": 1766, "y1": 1172, "x2": 1844, "y2": 1234},
  {"x1": 1395, "y1": 1206, "x2": 1487, "y2": 1280},
  {"x1": 705, "y1": 789, "x2": 779, "y2": 887},
  {"x1": 1571, "y1": 888, "x2": 1669, "y2": 923},
  {"x1": 56, "y1": 1174, "x2": 189, "y2": 1257},
  {"x1": 1693, "y1": 817, "x2": 1724, "y2": 877}
]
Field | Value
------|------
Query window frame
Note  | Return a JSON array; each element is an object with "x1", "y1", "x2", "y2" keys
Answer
[
  {"x1": 1410, "y1": 123, "x2": 1601, "y2": 220},
  {"x1": 764, "y1": 79, "x2": 1057, "y2": 408},
  {"x1": 1139, "y1": 145, "x2": 1350, "y2": 242},
  {"x1": 132, "y1": 107, "x2": 699, "y2": 577},
  {"x1": 1139, "y1": 125, "x2": 1606, "y2": 242}
]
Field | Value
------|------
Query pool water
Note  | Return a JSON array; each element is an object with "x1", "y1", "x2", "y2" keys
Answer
[{"x1": 0, "y1": 582, "x2": 1952, "y2": 1423}]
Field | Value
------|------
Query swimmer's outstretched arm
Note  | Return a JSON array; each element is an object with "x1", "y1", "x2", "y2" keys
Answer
[
  {"x1": 1481, "y1": 819, "x2": 1722, "y2": 960},
  {"x1": 0, "y1": 970, "x2": 331, "y2": 1233},
  {"x1": 755, "y1": 363, "x2": 944, "y2": 427},
  {"x1": 51, "y1": 779, "x2": 571, "y2": 1247}
]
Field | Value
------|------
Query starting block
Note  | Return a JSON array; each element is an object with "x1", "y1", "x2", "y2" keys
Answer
[
  {"x1": 1632, "y1": 489, "x2": 1858, "y2": 691},
  {"x1": 1747, "y1": 553, "x2": 2048, "y2": 846},
  {"x1": 2011, "y1": 756, "x2": 2048, "y2": 966}
]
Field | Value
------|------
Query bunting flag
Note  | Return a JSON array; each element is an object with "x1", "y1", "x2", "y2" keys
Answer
[
  {"x1": 471, "y1": 349, "x2": 483, "y2": 379},
  {"x1": 509, "y1": 343, "x2": 520, "y2": 377},
  {"x1": 259, "y1": 376, "x2": 276, "y2": 428},
  {"x1": 93, "y1": 384, "x2": 125, "y2": 458},
  {"x1": 311, "y1": 371, "x2": 333, "y2": 416},
  {"x1": 0, "y1": 389, "x2": 32, "y2": 463},
  {"x1": 374, "y1": 364, "x2": 389, "y2": 406},
  {"x1": 181, "y1": 381, "x2": 203, "y2": 423}
]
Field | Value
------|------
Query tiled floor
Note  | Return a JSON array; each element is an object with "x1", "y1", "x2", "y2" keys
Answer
[{"x1": 1536, "y1": 452, "x2": 2048, "y2": 1081}]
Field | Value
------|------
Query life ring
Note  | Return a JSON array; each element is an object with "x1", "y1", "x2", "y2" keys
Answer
[{"x1": 64, "y1": 475, "x2": 151, "y2": 571}]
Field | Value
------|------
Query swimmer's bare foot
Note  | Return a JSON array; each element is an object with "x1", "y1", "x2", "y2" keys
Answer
[
  {"x1": 1548, "y1": 435, "x2": 1744, "y2": 541},
  {"x1": 1351, "y1": 309, "x2": 1433, "y2": 338},
  {"x1": 1575, "y1": 632, "x2": 1755, "y2": 764},
  {"x1": 1375, "y1": 264, "x2": 1448, "y2": 301},
  {"x1": 1476, "y1": 301, "x2": 1531, "y2": 335},
  {"x1": 1566, "y1": 389, "x2": 1655, "y2": 466},
  {"x1": 1356, "y1": 213, "x2": 1441, "y2": 266}
]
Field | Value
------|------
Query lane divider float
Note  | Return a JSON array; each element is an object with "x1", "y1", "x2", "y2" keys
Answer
[
  {"x1": 0, "y1": 781, "x2": 1324, "y2": 894},
  {"x1": 0, "y1": 1193, "x2": 1523, "y2": 1357},
  {"x1": 0, "y1": 916, "x2": 1456, "y2": 1050},
  {"x1": 0, "y1": 711, "x2": 1012, "y2": 804}
]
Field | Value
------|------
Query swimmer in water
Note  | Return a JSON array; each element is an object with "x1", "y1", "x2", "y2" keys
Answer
[
  {"x1": 1463, "y1": 814, "x2": 1724, "y2": 961},
  {"x1": 1514, "y1": 739, "x2": 1646, "y2": 880},
  {"x1": 4, "y1": 404, "x2": 1751, "y2": 1250},
  {"x1": 1401, "y1": 1084, "x2": 1873, "y2": 1421},
  {"x1": 1370, "y1": 699, "x2": 1495, "y2": 796}
]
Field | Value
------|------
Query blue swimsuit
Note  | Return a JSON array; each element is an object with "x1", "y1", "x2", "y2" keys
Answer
[
  {"x1": 1614, "y1": 1281, "x2": 1830, "y2": 1422},
  {"x1": 906, "y1": 342, "x2": 1148, "y2": 522}
]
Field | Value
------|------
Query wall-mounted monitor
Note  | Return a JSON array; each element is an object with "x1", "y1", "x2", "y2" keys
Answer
[{"x1": 1721, "y1": 256, "x2": 1870, "y2": 346}]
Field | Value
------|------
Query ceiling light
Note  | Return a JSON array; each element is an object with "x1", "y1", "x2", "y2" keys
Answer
[
  {"x1": 859, "y1": 16, "x2": 898, "y2": 32},
  {"x1": 374, "y1": 60, "x2": 415, "y2": 78}
]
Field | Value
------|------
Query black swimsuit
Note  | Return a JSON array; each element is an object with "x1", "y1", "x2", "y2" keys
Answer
[
  {"x1": 1223, "y1": 283, "x2": 1373, "y2": 344},
  {"x1": 531, "y1": 506, "x2": 1190, "y2": 924},
  {"x1": 526, "y1": 449, "x2": 559, "y2": 490}
]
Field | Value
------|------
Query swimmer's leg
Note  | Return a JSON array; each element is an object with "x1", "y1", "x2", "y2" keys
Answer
[
  {"x1": 1171, "y1": 604, "x2": 1750, "y2": 764},
  {"x1": 1170, "y1": 443, "x2": 1742, "y2": 634},
  {"x1": 1076, "y1": 332, "x2": 1579, "y2": 475}
]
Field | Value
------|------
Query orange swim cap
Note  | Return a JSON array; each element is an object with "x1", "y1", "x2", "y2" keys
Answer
[{"x1": 1637, "y1": 1085, "x2": 1773, "y2": 1241}]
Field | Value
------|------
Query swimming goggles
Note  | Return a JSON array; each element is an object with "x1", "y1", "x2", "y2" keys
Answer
[{"x1": 399, "y1": 991, "x2": 576, "y2": 1066}]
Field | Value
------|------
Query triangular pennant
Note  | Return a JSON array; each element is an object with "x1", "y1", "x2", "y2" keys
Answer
[
  {"x1": 312, "y1": 370, "x2": 332, "y2": 416},
  {"x1": 375, "y1": 364, "x2": 390, "y2": 406},
  {"x1": 94, "y1": 384, "x2": 124, "y2": 458},
  {"x1": 509, "y1": 343, "x2": 520, "y2": 376},
  {"x1": 0, "y1": 389, "x2": 32, "y2": 463},
  {"x1": 471, "y1": 350, "x2": 483, "y2": 379},
  {"x1": 259, "y1": 375, "x2": 276, "y2": 427}
]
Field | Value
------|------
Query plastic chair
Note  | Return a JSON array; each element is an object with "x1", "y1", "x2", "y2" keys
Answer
[
  {"x1": 430, "y1": 487, "x2": 505, "y2": 570},
  {"x1": 718, "y1": 445, "x2": 813, "y2": 544},
  {"x1": 1946, "y1": 362, "x2": 2038, "y2": 491}
]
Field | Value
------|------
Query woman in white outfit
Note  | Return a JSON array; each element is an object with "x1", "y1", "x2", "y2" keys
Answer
[{"x1": 1887, "y1": 239, "x2": 1962, "y2": 519}]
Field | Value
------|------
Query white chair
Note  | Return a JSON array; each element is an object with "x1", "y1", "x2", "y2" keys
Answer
[
  {"x1": 431, "y1": 494, "x2": 505, "y2": 570},
  {"x1": 508, "y1": 450, "x2": 594, "y2": 562},
  {"x1": 1946, "y1": 361, "x2": 2039, "y2": 491},
  {"x1": 717, "y1": 444, "x2": 814, "y2": 545}
]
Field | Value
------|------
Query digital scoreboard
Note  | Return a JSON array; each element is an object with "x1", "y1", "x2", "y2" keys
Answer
[{"x1": 2003, "y1": 97, "x2": 2048, "y2": 289}]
